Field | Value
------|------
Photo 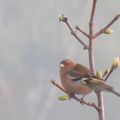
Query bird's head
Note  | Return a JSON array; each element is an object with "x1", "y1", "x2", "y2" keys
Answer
[{"x1": 59, "y1": 59, "x2": 76, "y2": 74}]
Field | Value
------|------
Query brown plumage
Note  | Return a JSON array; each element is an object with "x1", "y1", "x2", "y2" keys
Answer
[
  {"x1": 59, "y1": 59, "x2": 93, "y2": 95},
  {"x1": 59, "y1": 59, "x2": 120, "y2": 97}
]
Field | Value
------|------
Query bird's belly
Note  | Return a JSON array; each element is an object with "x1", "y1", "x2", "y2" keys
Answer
[{"x1": 61, "y1": 77, "x2": 92, "y2": 95}]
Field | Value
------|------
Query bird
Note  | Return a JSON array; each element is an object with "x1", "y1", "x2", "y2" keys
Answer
[
  {"x1": 59, "y1": 59, "x2": 120, "y2": 98},
  {"x1": 76, "y1": 78, "x2": 120, "y2": 97},
  {"x1": 59, "y1": 59, "x2": 94, "y2": 96}
]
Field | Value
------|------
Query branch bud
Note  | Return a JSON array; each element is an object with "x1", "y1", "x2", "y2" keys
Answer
[
  {"x1": 58, "y1": 95, "x2": 70, "y2": 101},
  {"x1": 111, "y1": 57, "x2": 120, "y2": 69},
  {"x1": 104, "y1": 29, "x2": 114, "y2": 34},
  {"x1": 96, "y1": 70, "x2": 103, "y2": 78},
  {"x1": 58, "y1": 14, "x2": 67, "y2": 23}
]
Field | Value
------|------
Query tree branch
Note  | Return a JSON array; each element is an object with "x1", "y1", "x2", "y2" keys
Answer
[
  {"x1": 76, "y1": 26, "x2": 90, "y2": 38},
  {"x1": 97, "y1": 92, "x2": 105, "y2": 120},
  {"x1": 51, "y1": 80, "x2": 100, "y2": 111},
  {"x1": 89, "y1": 1, "x2": 105, "y2": 120},
  {"x1": 89, "y1": 0, "x2": 97, "y2": 73},
  {"x1": 57, "y1": 1, "x2": 120, "y2": 120},
  {"x1": 94, "y1": 14, "x2": 120, "y2": 38},
  {"x1": 104, "y1": 68, "x2": 113, "y2": 81},
  {"x1": 63, "y1": 18, "x2": 89, "y2": 49}
]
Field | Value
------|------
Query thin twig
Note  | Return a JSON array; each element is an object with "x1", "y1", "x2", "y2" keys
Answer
[
  {"x1": 104, "y1": 68, "x2": 113, "y2": 81},
  {"x1": 63, "y1": 19, "x2": 89, "y2": 49},
  {"x1": 76, "y1": 26, "x2": 90, "y2": 38},
  {"x1": 89, "y1": 0, "x2": 97, "y2": 30},
  {"x1": 51, "y1": 80, "x2": 100, "y2": 111},
  {"x1": 94, "y1": 14, "x2": 120, "y2": 38}
]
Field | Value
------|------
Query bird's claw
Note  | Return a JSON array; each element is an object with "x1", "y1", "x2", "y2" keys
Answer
[{"x1": 80, "y1": 97, "x2": 85, "y2": 105}]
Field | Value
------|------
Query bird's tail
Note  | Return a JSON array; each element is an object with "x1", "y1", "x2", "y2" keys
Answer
[{"x1": 111, "y1": 89, "x2": 120, "y2": 97}]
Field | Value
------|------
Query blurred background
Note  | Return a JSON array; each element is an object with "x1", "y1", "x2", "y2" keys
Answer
[{"x1": 0, "y1": 0, "x2": 120, "y2": 120}]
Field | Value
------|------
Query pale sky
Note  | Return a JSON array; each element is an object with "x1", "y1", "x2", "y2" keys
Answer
[{"x1": 0, "y1": 0, "x2": 120, "y2": 120}]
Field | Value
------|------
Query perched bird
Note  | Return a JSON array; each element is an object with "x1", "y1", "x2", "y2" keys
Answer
[
  {"x1": 59, "y1": 59, "x2": 94, "y2": 96},
  {"x1": 59, "y1": 59, "x2": 120, "y2": 97},
  {"x1": 77, "y1": 78, "x2": 120, "y2": 97}
]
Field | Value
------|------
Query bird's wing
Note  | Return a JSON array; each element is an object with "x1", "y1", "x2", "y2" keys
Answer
[
  {"x1": 66, "y1": 63, "x2": 102, "y2": 81},
  {"x1": 67, "y1": 69, "x2": 83, "y2": 78},
  {"x1": 85, "y1": 78, "x2": 114, "y2": 90},
  {"x1": 67, "y1": 63, "x2": 93, "y2": 78},
  {"x1": 86, "y1": 79, "x2": 105, "y2": 85},
  {"x1": 67, "y1": 69, "x2": 94, "y2": 82},
  {"x1": 73, "y1": 64, "x2": 91, "y2": 74}
]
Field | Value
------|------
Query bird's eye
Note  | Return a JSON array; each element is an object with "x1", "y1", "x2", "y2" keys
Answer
[{"x1": 60, "y1": 63, "x2": 65, "y2": 68}]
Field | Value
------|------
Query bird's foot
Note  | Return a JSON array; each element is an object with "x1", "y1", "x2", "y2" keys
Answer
[
  {"x1": 80, "y1": 96, "x2": 85, "y2": 105},
  {"x1": 69, "y1": 93, "x2": 75, "y2": 99}
]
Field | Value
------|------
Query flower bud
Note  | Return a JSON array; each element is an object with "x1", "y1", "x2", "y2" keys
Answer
[
  {"x1": 58, "y1": 95, "x2": 70, "y2": 101},
  {"x1": 111, "y1": 57, "x2": 120, "y2": 69},
  {"x1": 104, "y1": 29, "x2": 113, "y2": 34},
  {"x1": 58, "y1": 14, "x2": 67, "y2": 22},
  {"x1": 96, "y1": 70, "x2": 103, "y2": 78}
]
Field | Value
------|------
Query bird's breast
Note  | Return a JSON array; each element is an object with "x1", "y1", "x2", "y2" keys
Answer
[{"x1": 60, "y1": 74, "x2": 92, "y2": 95}]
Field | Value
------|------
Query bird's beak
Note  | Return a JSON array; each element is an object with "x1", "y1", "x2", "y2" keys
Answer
[{"x1": 60, "y1": 63, "x2": 65, "y2": 68}]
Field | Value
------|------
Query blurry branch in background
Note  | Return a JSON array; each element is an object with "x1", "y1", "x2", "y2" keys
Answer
[{"x1": 52, "y1": 0, "x2": 120, "y2": 120}]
